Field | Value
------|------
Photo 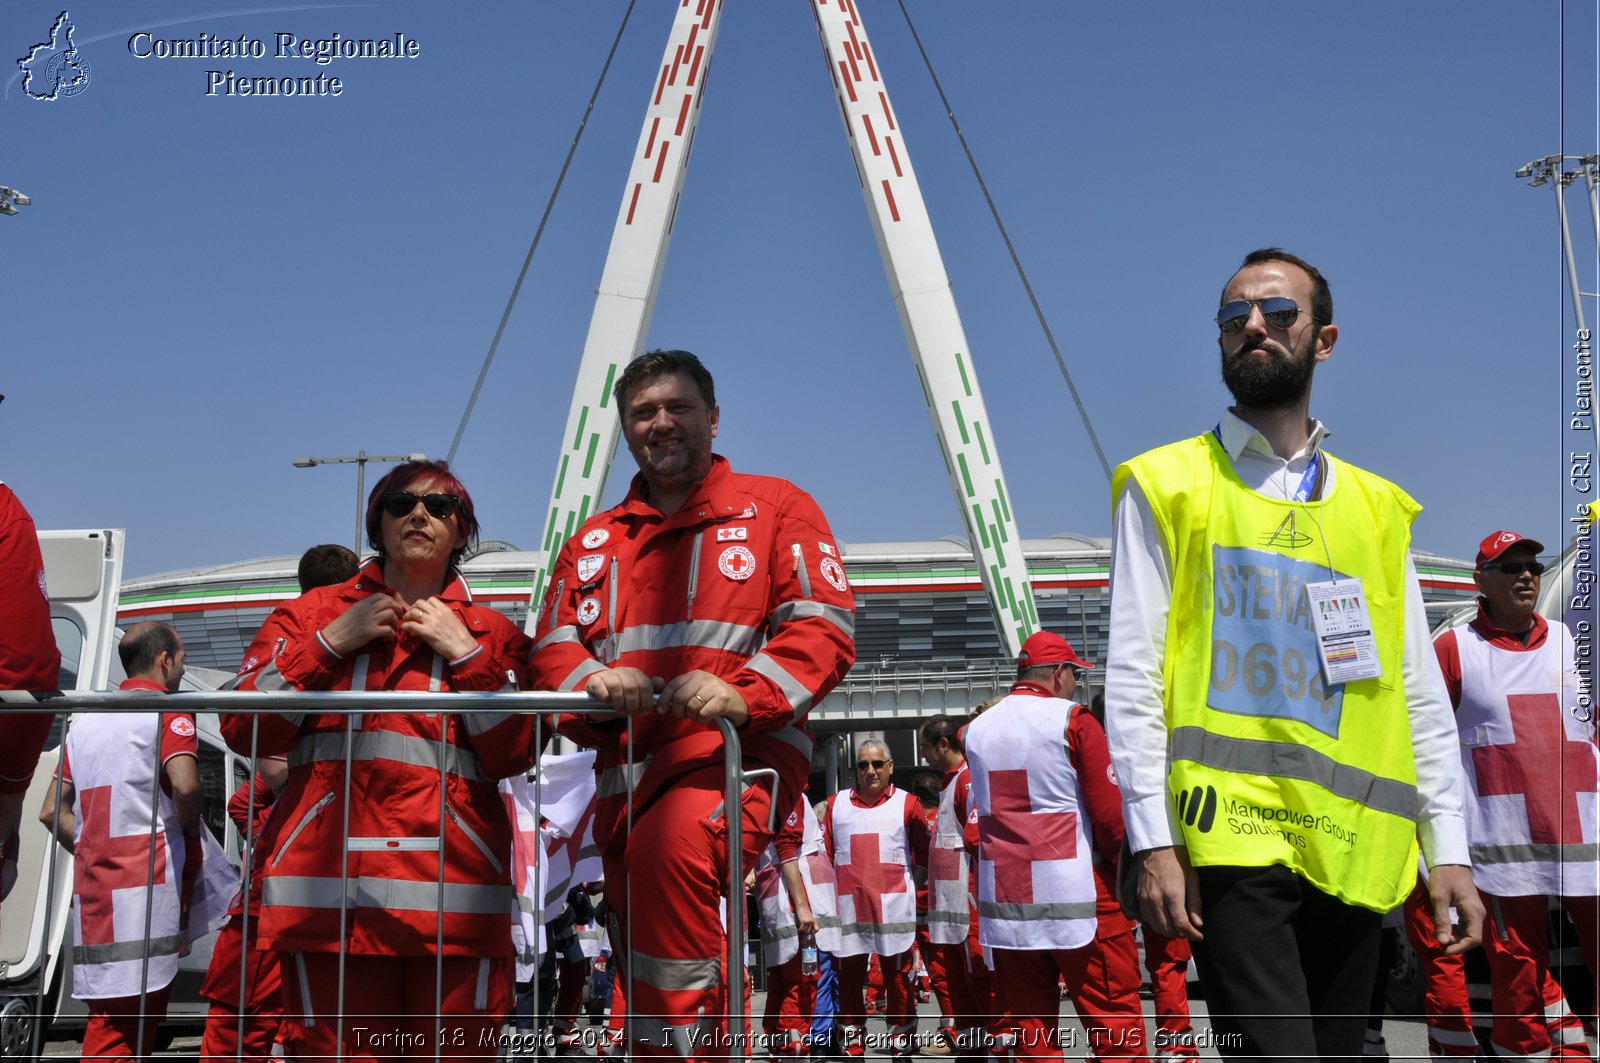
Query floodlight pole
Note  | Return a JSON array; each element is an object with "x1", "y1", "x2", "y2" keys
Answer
[{"x1": 1518, "y1": 155, "x2": 1591, "y2": 335}]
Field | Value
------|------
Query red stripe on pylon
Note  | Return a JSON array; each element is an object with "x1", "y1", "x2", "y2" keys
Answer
[{"x1": 881, "y1": 179, "x2": 900, "y2": 221}]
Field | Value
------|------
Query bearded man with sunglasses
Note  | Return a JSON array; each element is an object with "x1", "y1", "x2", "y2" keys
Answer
[
  {"x1": 1427, "y1": 530, "x2": 1598, "y2": 1060},
  {"x1": 1104, "y1": 248, "x2": 1482, "y2": 1060}
]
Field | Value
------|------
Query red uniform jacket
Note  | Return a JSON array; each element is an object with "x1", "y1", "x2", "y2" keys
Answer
[
  {"x1": 220, "y1": 561, "x2": 538, "y2": 957},
  {"x1": 531, "y1": 456, "x2": 856, "y2": 849},
  {"x1": 0, "y1": 483, "x2": 62, "y2": 795}
]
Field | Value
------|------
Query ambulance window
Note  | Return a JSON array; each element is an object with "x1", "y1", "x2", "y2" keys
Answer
[
  {"x1": 51, "y1": 616, "x2": 82, "y2": 690},
  {"x1": 196, "y1": 742, "x2": 229, "y2": 845}
]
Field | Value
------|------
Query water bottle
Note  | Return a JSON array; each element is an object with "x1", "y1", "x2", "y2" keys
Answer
[{"x1": 799, "y1": 931, "x2": 819, "y2": 978}]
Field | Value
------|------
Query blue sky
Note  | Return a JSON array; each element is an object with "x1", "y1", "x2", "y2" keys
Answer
[{"x1": 4, "y1": 1, "x2": 1597, "y2": 580}]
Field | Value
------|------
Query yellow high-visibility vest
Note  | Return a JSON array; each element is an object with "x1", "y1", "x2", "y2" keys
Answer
[{"x1": 1115, "y1": 433, "x2": 1422, "y2": 911}]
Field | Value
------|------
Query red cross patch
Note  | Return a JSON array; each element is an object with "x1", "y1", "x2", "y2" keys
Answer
[
  {"x1": 820, "y1": 556, "x2": 849, "y2": 593},
  {"x1": 581, "y1": 528, "x2": 610, "y2": 549},
  {"x1": 169, "y1": 715, "x2": 196, "y2": 738},
  {"x1": 718, "y1": 546, "x2": 756, "y2": 581},
  {"x1": 577, "y1": 597, "x2": 602, "y2": 626}
]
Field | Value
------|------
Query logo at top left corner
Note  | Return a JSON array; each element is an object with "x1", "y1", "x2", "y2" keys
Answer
[{"x1": 18, "y1": 11, "x2": 92, "y2": 101}]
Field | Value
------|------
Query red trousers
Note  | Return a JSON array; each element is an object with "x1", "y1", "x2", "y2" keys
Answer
[
  {"x1": 839, "y1": 950, "x2": 916, "y2": 1049},
  {"x1": 81, "y1": 983, "x2": 173, "y2": 1062},
  {"x1": 198, "y1": 913, "x2": 286, "y2": 1062},
  {"x1": 1481, "y1": 891, "x2": 1598, "y2": 1060},
  {"x1": 550, "y1": 955, "x2": 588, "y2": 1048},
  {"x1": 602, "y1": 766, "x2": 778, "y2": 1061},
  {"x1": 761, "y1": 955, "x2": 816, "y2": 1056},
  {"x1": 1401, "y1": 882, "x2": 1479, "y2": 1057},
  {"x1": 278, "y1": 952, "x2": 513, "y2": 1061},
  {"x1": 1140, "y1": 928, "x2": 1196, "y2": 1060}
]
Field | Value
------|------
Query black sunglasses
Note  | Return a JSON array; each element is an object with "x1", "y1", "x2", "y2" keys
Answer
[
  {"x1": 1216, "y1": 297, "x2": 1304, "y2": 334},
  {"x1": 381, "y1": 492, "x2": 461, "y2": 520},
  {"x1": 1485, "y1": 559, "x2": 1545, "y2": 577},
  {"x1": 857, "y1": 759, "x2": 887, "y2": 770}
]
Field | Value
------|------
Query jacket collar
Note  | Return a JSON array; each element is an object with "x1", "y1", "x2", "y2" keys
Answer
[
  {"x1": 619, "y1": 455, "x2": 755, "y2": 525},
  {"x1": 347, "y1": 558, "x2": 473, "y2": 603},
  {"x1": 119, "y1": 676, "x2": 168, "y2": 693},
  {"x1": 1469, "y1": 597, "x2": 1547, "y2": 649}
]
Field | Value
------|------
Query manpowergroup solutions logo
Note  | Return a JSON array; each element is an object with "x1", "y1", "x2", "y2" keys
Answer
[{"x1": 16, "y1": 10, "x2": 423, "y2": 101}]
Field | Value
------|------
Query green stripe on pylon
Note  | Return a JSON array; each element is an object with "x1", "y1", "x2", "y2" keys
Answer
[
  {"x1": 542, "y1": 506, "x2": 562, "y2": 553},
  {"x1": 972, "y1": 505, "x2": 991, "y2": 549},
  {"x1": 954, "y1": 352, "x2": 972, "y2": 397},
  {"x1": 582, "y1": 433, "x2": 600, "y2": 478},
  {"x1": 994, "y1": 479, "x2": 1012, "y2": 523},
  {"x1": 1003, "y1": 577, "x2": 1019, "y2": 616},
  {"x1": 600, "y1": 363, "x2": 618, "y2": 408},
  {"x1": 573, "y1": 407, "x2": 590, "y2": 451},
  {"x1": 974, "y1": 421, "x2": 991, "y2": 464},
  {"x1": 554, "y1": 455, "x2": 571, "y2": 499},
  {"x1": 952, "y1": 401, "x2": 970, "y2": 445},
  {"x1": 576, "y1": 495, "x2": 592, "y2": 528},
  {"x1": 991, "y1": 502, "x2": 1008, "y2": 543},
  {"x1": 561, "y1": 511, "x2": 576, "y2": 550},
  {"x1": 957, "y1": 454, "x2": 975, "y2": 497}
]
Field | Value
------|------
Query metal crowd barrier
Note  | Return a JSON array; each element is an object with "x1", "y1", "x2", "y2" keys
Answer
[{"x1": 14, "y1": 690, "x2": 755, "y2": 1061}]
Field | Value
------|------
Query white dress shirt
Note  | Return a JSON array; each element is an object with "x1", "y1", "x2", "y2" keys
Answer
[{"x1": 1104, "y1": 410, "x2": 1469, "y2": 868}]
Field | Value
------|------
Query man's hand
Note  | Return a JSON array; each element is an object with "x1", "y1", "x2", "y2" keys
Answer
[
  {"x1": 1136, "y1": 845, "x2": 1204, "y2": 941},
  {"x1": 794, "y1": 902, "x2": 818, "y2": 936},
  {"x1": 401, "y1": 598, "x2": 477, "y2": 661},
  {"x1": 321, "y1": 593, "x2": 404, "y2": 656},
  {"x1": 1427, "y1": 864, "x2": 1484, "y2": 955},
  {"x1": 659, "y1": 670, "x2": 750, "y2": 728},
  {"x1": 583, "y1": 667, "x2": 662, "y2": 719}
]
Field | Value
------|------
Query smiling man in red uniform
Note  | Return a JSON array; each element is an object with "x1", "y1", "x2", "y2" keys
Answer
[{"x1": 530, "y1": 350, "x2": 856, "y2": 1060}]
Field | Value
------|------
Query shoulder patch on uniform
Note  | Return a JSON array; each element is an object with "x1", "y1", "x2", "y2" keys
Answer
[
  {"x1": 716, "y1": 526, "x2": 748, "y2": 542},
  {"x1": 736, "y1": 502, "x2": 758, "y2": 519},
  {"x1": 576, "y1": 597, "x2": 602, "y2": 626},
  {"x1": 818, "y1": 543, "x2": 836, "y2": 556},
  {"x1": 169, "y1": 715, "x2": 196, "y2": 738},
  {"x1": 582, "y1": 528, "x2": 610, "y2": 549},
  {"x1": 238, "y1": 656, "x2": 258, "y2": 675},
  {"x1": 820, "y1": 556, "x2": 849, "y2": 593},
  {"x1": 576, "y1": 554, "x2": 607, "y2": 583},
  {"x1": 36, "y1": 567, "x2": 49, "y2": 601},
  {"x1": 718, "y1": 545, "x2": 756, "y2": 581},
  {"x1": 1106, "y1": 763, "x2": 1119, "y2": 786}
]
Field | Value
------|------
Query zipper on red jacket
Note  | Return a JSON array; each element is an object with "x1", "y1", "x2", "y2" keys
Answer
[
  {"x1": 685, "y1": 538, "x2": 702, "y2": 620},
  {"x1": 445, "y1": 802, "x2": 505, "y2": 875},
  {"x1": 791, "y1": 543, "x2": 812, "y2": 597},
  {"x1": 272, "y1": 791, "x2": 336, "y2": 868}
]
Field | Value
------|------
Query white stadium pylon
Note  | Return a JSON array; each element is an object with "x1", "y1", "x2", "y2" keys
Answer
[{"x1": 529, "y1": 0, "x2": 1038, "y2": 655}]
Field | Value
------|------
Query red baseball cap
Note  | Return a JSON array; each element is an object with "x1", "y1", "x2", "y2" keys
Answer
[
  {"x1": 1475, "y1": 530, "x2": 1545, "y2": 569},
  {"x1": 1017, "y1": 631, "x2": 1094, "y2": 670}
]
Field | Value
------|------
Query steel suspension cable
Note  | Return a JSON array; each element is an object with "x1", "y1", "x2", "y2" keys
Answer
[
  {"x1": 892, "y1": 0, "x2": 1112, "y2": 482},
  {"x1": 446, "y1": 0, "x2": 640, "y2": 466}
]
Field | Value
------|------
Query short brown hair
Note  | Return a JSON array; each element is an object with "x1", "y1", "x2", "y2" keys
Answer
[{"x1": 612, "y1": 349, "x2": 716, "y2": 412}]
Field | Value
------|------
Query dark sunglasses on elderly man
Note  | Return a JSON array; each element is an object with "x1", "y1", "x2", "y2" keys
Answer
[
  {"x1": 1215, "y1": 297, "x2": 1305, "y2": 334},
  {"x1": 1484, "y1": 559, "x2": 1545, "y2": 577},
  {"x1": 381, "y1": 492, "x2": 461, "y2": 520},
  {"x1": 857, "y1": 759, "x2": 888, "y2": 770}
]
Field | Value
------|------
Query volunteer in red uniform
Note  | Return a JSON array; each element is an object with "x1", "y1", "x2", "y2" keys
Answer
[
  {"x1": 221, "y1": 460, "x2": 541, "y2": 1060},
  {"x1": 1432, "y1": 530, "x2": 1599, "y2": 1060},
  {"x1": 530, "y1": 350, "x2": 856, "y2": 1059},
  {"x1": 964, "y1": 632, "x2": 1149, "y2": 1062},
  {"x1": 0, "y1": 477, "x2": 62, "y2": 905},
  {"x1": 755, "y1": 793, "x2": 838, "y2": 1057},
  {"x1": 39, "y1": 622, "x2": 202, "y2": 1061},
  {"x1": 824, "y1": 740, "x2": 930, "y2": 1058},
  {"x1": 917, "y1": 714, "x2": 989, "y2": 1057}
]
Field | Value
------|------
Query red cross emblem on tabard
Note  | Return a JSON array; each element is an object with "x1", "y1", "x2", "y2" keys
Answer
[
  {"x1": 1472, "y1": 693, "x2": 1599, "y2": 845},
  {"x1": 978, "y1": 769, "x2": 1077, "y2": 904},
  {"x1": 928, "y1": 842, "x2": 963, "y2": 884},
  {"x1": 840, "y1": 831, "x2": 907, "y2": 925},
  {"x1": 75, "y1": 785, "x2": 168, "y2": 946}
]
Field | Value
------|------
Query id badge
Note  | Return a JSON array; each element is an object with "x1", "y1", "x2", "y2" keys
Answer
[{"x1": 1305, "y1": 577, "x2": 1383, "y2": 684}]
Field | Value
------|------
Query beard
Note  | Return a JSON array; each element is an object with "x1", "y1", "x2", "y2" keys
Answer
[{"x1": 1220, "y1": 328, "x2": 1318, "y2": 409}]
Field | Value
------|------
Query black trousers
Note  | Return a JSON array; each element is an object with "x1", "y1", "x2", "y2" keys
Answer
[{"x1": 1191, "y1": 864, "x2": 1382, "y2": 1062}]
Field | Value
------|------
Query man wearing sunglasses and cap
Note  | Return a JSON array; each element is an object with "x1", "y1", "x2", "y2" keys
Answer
[
  {"x1": 964, "y1": 631, "x2": 1149, "y2": 1061},
  {"x1": 1422, "y1": 530, "x2": 1598, "y2": 1060},
  {"x1": 1104, "y1": 248, "x2": 1482, "y2": 1060}
]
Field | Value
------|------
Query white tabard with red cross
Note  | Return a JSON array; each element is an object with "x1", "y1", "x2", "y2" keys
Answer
[
  {"x1": 64, "y1": 712, "x2": 189, "y2": 999},
  {"x1": 828, "y1": 789, "x2": 918, "y2": 957},
  {"x1": 927, "y1": 763, "x2": 971, "y2": 945},
  {"x1": 1456, "y1": 621, "x2": 1599, "y2": 897},
  {"x1": 755, "y1": 799, "x2": 840, "y2": 965},
  {"x1": 964, "y1": 692, "x2": 1096, "y2": 951}
]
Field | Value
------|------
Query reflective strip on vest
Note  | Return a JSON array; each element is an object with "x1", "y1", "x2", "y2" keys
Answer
[
  {"x1": 262, "y1": 875, "x2": 512, "y2": 914},
  {"x1": 746, "y1": 653, "x2": 812, "y2": 719},
  {"x1": 598, "y1": 758, "x2": 650, "y2": 799},
  {"x1": 977, "y1": 899, "x2": 1098, "y2": 923},
  {"x1": 463, "y1": 710, "x2": 515, "y2": 736},
  {"x1": 1470, "y1": 841, "x2": 1600, "y2": 866},
  {"x1": 768, "y1": 725, "x2": 815, "y2": 763},
  {"x1": 558, "y1": 657, "x2": 606, "y2": 693},
  {"x1": 347, "y1": 836, "x2": 440, "y2": 852},
  {"x1": 73, "y1": 934, "x2": 182, "y2": 967},
  {"x1": 769, "y1": 599, "x2": 855, "y2": 639},
  {"x1": 629, "y1": 948, "x2": 721, "y2": 992},
  {"x1": 1170, "y1": 726, "x2": 1420, "y2": 821},
  {"x1": 290, "y1": 729, "x2": 489, "y2": 784},
  {"x1": 535, "y1": 625, "x2": 582, "y2": 654}
]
